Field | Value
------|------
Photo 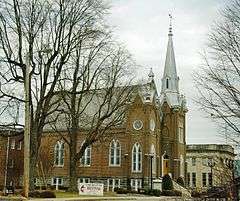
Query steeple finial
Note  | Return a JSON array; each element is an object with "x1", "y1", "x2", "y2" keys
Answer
[
  {"x1": 148, "y1": 68, "x2": 154, "y2": 78},
  {"x1": 148, "y1": 67, "x2": 154, "y2": 82},
  {"x1": 168, "y1": 14, "x2": 173, "y2": 36}
]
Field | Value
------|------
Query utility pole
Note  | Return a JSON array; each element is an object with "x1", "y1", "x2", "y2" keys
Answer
[{"x1": 23, "y1": 53, "x2": 31, "y2": 197}]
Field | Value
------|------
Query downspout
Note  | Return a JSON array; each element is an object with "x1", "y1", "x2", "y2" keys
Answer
[{"x1": 4, "y1": 135, "x2": 10, "y2": 194}]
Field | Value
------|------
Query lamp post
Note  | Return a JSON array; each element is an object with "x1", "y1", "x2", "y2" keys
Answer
[
  {"x1": 208, "y1": 159, "x2": 215, "y2": 187},
  {"x1": 150, "y1": 154, "x2": 153, "y2": 190},
  {"x1": 124, "y1": 153, "x2": 130, "y2": 190},
  {"x1": 3, "y1": 136, "x2": 10, "y2": 194}
]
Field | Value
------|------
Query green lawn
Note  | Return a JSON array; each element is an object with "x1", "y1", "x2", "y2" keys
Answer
[{"x1": 55, "y1": 191, "x2": 79, "y2": 198}]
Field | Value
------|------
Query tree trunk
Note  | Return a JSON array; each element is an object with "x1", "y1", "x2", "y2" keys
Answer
[
  {"x1": 29, "y1": 155, "x2": 37, "y2": 191},
  {"x1": 68, "y1": 150, "x2": 78, "y2": 192},
  {"x1": 68, "y1": 125, "x2": 78, "y2": 192},
  {"x1": 29, "y1": 128, "x2": 40, "y2": 191}
]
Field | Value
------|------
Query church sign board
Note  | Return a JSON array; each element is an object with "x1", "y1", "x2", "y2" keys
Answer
[{"x1": 78, "y1": 183, "x2": 104, "y2": 196}]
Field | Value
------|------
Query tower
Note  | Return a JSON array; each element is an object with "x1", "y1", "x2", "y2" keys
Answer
[{"x1": 160, "y1": 15, "x2": 187, "y2": 180}]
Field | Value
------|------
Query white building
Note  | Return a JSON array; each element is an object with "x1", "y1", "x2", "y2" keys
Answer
[{"x1": 186, "y1": 144, "x2": 235, "y2": 191}]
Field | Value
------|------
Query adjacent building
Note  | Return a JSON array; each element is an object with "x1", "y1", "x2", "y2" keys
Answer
[
  {"x1": 0, "y1": 130, "x2": 23, "y2": 189},
  {"x1": 186, "y1": 144, "x2": 235, "y2": 191}
]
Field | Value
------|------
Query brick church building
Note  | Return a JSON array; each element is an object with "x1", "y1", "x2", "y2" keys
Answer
[{"x1": 0, "y1": 23, "x2": 187, "y2": 191}]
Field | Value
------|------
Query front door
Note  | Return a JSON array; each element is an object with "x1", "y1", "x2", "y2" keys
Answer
[{"x1": 163, "y1": 159, "x2": 170, "y2": 176}]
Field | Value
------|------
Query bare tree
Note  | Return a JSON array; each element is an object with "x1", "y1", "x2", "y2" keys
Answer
[
  {"x1": 0, "y1": 0, "x2": 108, "y2": 190},
  {"x1": 48, "y1": 33, "x2": 135, "y2": 191},
  {"x1": 194, "y1": 0, "x2": 240, "y2": 144}
]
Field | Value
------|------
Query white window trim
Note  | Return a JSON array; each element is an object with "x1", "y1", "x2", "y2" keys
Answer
[
  {"x1": 80, "y1": 144, "x2": 91, "y2": 167},
  {"x1": 107, "y1": 178, "x2": 120, "y2": 192},
  {"x1": 133, "y1": 120, "x2": 143, "y2": 130},
  {"x1": 54, "y1": 141, "x2": 64, "y2": 167},
  {"x1": 78, "y1": 178, "x2": 90, "y2": 184},
  {"x1": 109, "y1": 140, "x2": 121, "y2": 167},
  {"x1": 132, "y1": 143, "x2": 142, "y2": 173},
  {"x1": 131, "y1": 179, "x2": 142, "y2": 191},
  {"x1": 51, "y1": 177, "x2": 63, "y2": 190}
]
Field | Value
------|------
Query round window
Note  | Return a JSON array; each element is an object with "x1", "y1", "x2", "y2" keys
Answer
[
  {"x1": 150, "y1": 119, "x2": 155, "y2": 131},
  {"x1": 133, "y1": 120, "x2": 143, "y2": 130}
]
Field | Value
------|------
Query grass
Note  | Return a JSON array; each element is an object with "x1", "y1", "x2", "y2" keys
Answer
[{"x1": 55, "y1": 191, "x2": 79, "y2": 198}]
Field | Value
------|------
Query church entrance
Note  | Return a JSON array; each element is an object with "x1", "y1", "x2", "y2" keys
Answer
[{"x1": 162, "y1": 154, "x2": 170, "y2": 176}]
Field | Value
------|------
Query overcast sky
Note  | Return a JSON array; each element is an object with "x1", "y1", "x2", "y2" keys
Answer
[{"x1": 108, "y1": 0, "x2": 228, "y2": 144}]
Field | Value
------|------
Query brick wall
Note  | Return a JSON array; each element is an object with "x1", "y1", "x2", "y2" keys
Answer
[{"x1": 0, "y1": 94, "x2": 187, "y2": 190}]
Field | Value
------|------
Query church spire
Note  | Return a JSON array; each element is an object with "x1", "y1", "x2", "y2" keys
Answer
[
  {"x1": 168, "y1": 14, "x2": 173, "y2": 36},
  {"x1": 161, "y1": 14, "x2": 179, "y2": 94}
]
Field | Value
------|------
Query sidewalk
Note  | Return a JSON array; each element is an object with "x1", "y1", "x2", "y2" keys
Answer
[{"x1": 0, "y1": 196, "x2": 192, "y2": 201}]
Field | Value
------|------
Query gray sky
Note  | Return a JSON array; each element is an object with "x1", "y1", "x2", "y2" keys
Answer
[{"x1": 108, "y1": 0, "x2": 228, "y2": 144}]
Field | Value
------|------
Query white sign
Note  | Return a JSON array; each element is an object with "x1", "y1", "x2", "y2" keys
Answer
[{"x1": 78, "y1": 183, "x2": 104, "y2": 196}]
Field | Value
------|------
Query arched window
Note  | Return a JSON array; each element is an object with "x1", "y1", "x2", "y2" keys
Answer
[
  {"x1": 80, "y1": 144, "x2": 91, "y2": 166},
  {"x1": 166, "y1": 78, "x2": 169, "y2": 89},
  {"x1": 109, "y1": 140, "x2": 121, "y2": 166},
  {"x1": 150, "y1": 144, "x2": 156, "y2": 174},
  {"x1": 54, "y1": 141, "x2": 64, "y2": 166},
  {"x1": 132, "y1": 143, "x2": 142, "y2": 172}
]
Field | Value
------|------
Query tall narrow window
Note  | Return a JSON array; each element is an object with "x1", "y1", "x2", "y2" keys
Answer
[
  {"x1": 132, "y1": 143, "x2": 142, "y2": 172},
  {"x1": 202, "y1": 173, "x2": 207, "y2": 187},
  {"x1": 80, "y1": 145, "x2": 91, "y2": 166},
  {"x1": 166, "y1": 78, "x2": 169, "y2": 89},
  {"x1": 192, "y1": 172, "x2": 196, "y2": 187},
  {"x1": 150, "y1": 144, "x2": 156, "y2": 174},
  {"x1": 54, "y1": 141, "x2": 64, "y2": 166},
  {"x1": 109, "y1": 140, "x2": 121, "y2": 166}
]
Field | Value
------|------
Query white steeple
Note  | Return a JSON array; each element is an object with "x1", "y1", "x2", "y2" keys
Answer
[
  {"x1": 160, "y1": 15, "x2": 186, "y2": 109},
  {"x1": 161, "y1": 14, "x2": 179, "y2": 94}
]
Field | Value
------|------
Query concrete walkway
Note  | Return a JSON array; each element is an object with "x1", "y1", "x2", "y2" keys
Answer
[
  {"x1": 29, "y1": 196, "x2": 192, "y2": 201},
  {"x1": 0, "y1": 196, "x2": 193, "y2": 201}
]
